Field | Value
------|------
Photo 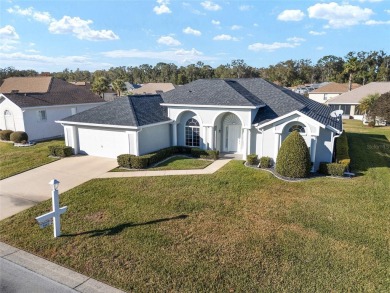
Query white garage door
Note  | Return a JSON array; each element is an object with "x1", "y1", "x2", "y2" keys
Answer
[{"x1": 78, "y1": 127, "x2": 129, "y2": 158}]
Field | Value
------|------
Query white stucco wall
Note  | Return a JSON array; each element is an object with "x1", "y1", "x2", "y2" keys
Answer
[
  {"x1": 139, "y1": 123, "x2": 171, "y2": 155},
  {"x1": 309, "y1": 93, "x2": 340, "y2": 104},
  {"x1": 0, "y1": 97, "x2": 25, "y2": 132},
  {"x1": 23, "y1": 103, "x2": 103, "y2": 141}
]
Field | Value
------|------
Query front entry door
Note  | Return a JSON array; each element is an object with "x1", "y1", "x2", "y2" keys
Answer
[{"x1": 227, "y1": 124, "x2": 241, "y2": 152}]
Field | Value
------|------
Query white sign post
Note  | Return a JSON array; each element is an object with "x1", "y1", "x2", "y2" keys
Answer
[{"x1": 35, "y1": 179, "x2": 67, "y2": 238}]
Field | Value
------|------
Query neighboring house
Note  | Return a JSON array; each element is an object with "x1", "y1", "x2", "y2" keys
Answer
[
  {"x1": 309, "y1": 82, "x2": 361, "y2": 104},
  {"x1": 0, "y1": 77, "x2": 105, "y2": 141},
  {"x1": 129, "y1": 83, "x2": 176, "y2": 95},
  {"x1": 327, "y1": 82, "x2": 390, "y2": 120},
  {"x1": 57, "y1": 78, "x2": 342, "y2": 171}
]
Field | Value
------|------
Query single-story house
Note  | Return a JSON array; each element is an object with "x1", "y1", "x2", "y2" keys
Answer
[
  {"x1": 309, "y1": 82, "x2": 361, "y2": 104},
  {"x1": 57, "y1": 78, "x2": 342, "y2": 171},
  {"x1": 129, "y1": 83, "x2": 176, "y2": 95},
  {"x1": 0, "y1": 77, "x2": 105, "y2": 141},
  {"x1": 326, "y1": 82, "x2": 390, "y2": 120}
]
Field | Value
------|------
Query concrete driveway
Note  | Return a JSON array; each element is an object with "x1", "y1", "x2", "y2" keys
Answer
[{"x1": 0, "y1": 156, "x2": 117, "y2": 220}]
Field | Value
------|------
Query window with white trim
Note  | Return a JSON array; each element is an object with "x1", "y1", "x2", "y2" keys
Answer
[
  {"x1": 185, "y1": 118, "x2": 200, "y2": 147},
  {"x1": 38, "y1": 110, "x2": 47, "y2": 121},
  {"x1": 289, "y1": 124, "x2": 305, "y2": 133}
]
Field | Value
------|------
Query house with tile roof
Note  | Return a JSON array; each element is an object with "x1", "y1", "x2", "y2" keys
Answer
[
  {"x1": 129, "y1": 83, "x2": 176, "y2": 95},
  {"x1": 57, "y1": 78, "x2": 343, "y2": 171},
  {"x1": 0, "y1": 77, "x2": 105, "y2": 141},
  {"x1": 326, "y1": 82, "x2": 390, "y2": 120},
  {"x1": 308, "y1": 82, "x2": 361, "y2": 104}
]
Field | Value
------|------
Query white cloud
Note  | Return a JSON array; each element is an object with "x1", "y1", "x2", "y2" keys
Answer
[
  {"x1": 153, "y1": 0, "x2": 171, "y2": 14},
  {"x1": 102, "y1": 48, "x2": 215, "y2": 64},
  {"x1": 183, "y1": 27, "x2": 202, "y2": 36},
  {"x1": 201, "y1": 1, "x2": 221, "y2": 11},
  {"x1": 211, "y1": 20, "x2": 220, "y2": 25},
  {"x1": 248, "y1": 37, "x2": 305, "y2": 52},
  {"x1": 316, "y1": 46, "x2": 324, "y2": 50},
  {"x1": 358, "y1": 0, "x2": 383, "y2": 2},
  {"x1": 49, "y1": 16, "x2": 119, "y2": 41},
  {"x1": 7, "y1": 5, "x2": 53, "y2": 24},
  {"x1": 385, "y1": 9, "x2": 390, "y2": 14},
  {"x1": 308, "y1": 2, "x2": 373, "y2": 28},
  {"x1": 231, "y1": 25, "x2": 242, "y2": 30},
  {"x1": 365, "y1": 20, "x2": 390, "y2": 25},
  {"x1": 277, "y1": 10, "x2": 305, "y2": 21},
  {"x1": 0, "y1": 25, "x2": 19, "y2": 40},
  {"x1": 157, "y1": 35, "x2": 181, "y2": 46},
  {"x1": 0, "y1": 25, "x2": 20, "y2": 52},
  {"x1": 239, "y1": 5, "x2": 252, "y2": 11},
  {"x1": 253, "y1": 23, "x2": 259, "y2": 27},
  {"x1": 309, "y1": 30, "x2": 326, "y2": 36},
  {"x1": 7, "y1": 5, "x2": 119, "y2": 41},
  {"x1": 213, "y1": 34, "x2": 238, "y2": 41}
]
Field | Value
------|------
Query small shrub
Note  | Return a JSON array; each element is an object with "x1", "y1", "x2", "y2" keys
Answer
[
  {"x1": 130, "y1": 156, "x2": 149, "y2": 169},
  {"x1": 335, "y1": 131, "x2": 350, "y2": 164},
  {"x1": 368, "y1": 121, "x2": 375, "y2": 127},
  {"x1": 203, "y1": 150, "x2": 219, "y2": 160},
  {"x1": 117, "y1": 154, "x2": 134, "y2": 168},
  {"x1": 246, "y1": 154, "x2": 258, "y2": 165},
  {"x1": 259, "y1": 156, "x2": 272, "y2": 168},
  {"x1": 0, "y1": 130, "x2": 14, "y2": 141},
  {"x1": 319, "y1": 162, "x2": 347, "y2": 177},
  {"x1": 10, "y1": 131, "x2": 28, "y2": 143},
  {"x1": 48, "y1": 146, "x2": 73, "y2": 157},
  {"x1": 276, "y1": 131, "x2": 311, "y2": 178},
  {"x1": 191, "y1": 148, "x2": 207, "y2": 158}
]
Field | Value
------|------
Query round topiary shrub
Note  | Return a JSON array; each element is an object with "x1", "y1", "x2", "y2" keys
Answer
[
  {"x1": 10, "y1": 131, "x2": 29, "y2": 143},
  {"x1": 275, "y1": 131, "x2": 311, "y2": 178},
  {"x1": 0, "y1": 130, "x2": 14, "y2": 141}
]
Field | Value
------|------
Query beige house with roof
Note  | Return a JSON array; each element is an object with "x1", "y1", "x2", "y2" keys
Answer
[
  {"x1": 130, "y1": 83, "x2": 175, "y2": 95},
  {"x1": 308, "y1": 82, "x2": 361, "y2": 104},
  {"x1": 326, "y1": 82, "x2": 390, "y2": 120}
]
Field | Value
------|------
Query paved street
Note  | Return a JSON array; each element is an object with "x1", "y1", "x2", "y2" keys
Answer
[{"x1": 0, "y1": 156, "x2": 118, "y2": 220}]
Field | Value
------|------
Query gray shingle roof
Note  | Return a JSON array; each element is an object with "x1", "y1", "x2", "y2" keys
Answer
[
  {"x1": 2, "y1": 78, "x2": 104, "y2": 107},
  {"x1": 162, "y1": 79, "x2": 266, "y2": 107},
  {"x1": 60, "y1": 95, "x2": 170, "y2": 127}
]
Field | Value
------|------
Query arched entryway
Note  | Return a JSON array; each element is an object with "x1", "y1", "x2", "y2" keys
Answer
[{"x1": 222, "y1": 113, "x2": 242, "y2": 153}]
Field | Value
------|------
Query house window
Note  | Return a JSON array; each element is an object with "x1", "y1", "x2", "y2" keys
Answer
[
  {"x1": 185, "y1": 118, "x2": 200, "y2": 147},
  {"x1": 289, "y1": 125, "x2": 305, "y2": 133},
  {"x1": 38, "y1": 110, "x2": 47, "y2": 121},
  {"x1": 4, "y1": 110, "x2": 11, "y2": 116}
]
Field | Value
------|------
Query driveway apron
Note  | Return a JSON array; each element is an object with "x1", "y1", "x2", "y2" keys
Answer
[{"x1": 0, "y1": 156, "x2": 117, "y2": 220}]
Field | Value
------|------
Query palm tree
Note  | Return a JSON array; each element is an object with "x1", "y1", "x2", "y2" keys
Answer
[
  {"x1": 343, "y1": 52, "x2": 360, "y2": 91},
  {"x1": 358, "y1": 93, "x2": 380, "y2": 121},
  {"x1": 91, "y1": 76, "x2": 109, "y2": 98},
  {"x1": 112, "y1": 79, "x2": 127, "y2": 97}
]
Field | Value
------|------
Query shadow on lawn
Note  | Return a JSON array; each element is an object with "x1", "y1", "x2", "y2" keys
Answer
[
  {"x1": 61, "y1": 214, "x2": 188, "y2": 237},
  {"x1": 347, "y1": 133, "x2": 390, "y2": 174}
]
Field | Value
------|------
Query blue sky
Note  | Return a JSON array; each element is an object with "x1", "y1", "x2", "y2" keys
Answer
[{"x1": 1, "y1": 0, "x2": 389, "y2": 72}]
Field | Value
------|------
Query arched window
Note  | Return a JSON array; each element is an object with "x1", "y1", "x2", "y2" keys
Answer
[
  {"x1": 185, "y1": 118, "x2": 200, "y2": 147},
  {"x1": 4, "y1": 110, "x2": 11, "y2": 116},
  {"x1": 289, "y1": 124, "x2": 305, "y2": 133}
]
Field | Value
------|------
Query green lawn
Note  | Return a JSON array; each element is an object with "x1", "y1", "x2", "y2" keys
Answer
[
  {"x1": 0, "y1": 120, "x2": 389, "y2": 292},
  {"x1": 112, "y1": 156, "x2": 212, "y2": 172},
  {"x1": 0, "y1": 139, "x2": 65, "y2": 179}
]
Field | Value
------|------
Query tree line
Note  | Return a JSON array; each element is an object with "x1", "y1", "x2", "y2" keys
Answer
[{"x1": 1, "y1": 51, "x2": 389, "y2": 88}]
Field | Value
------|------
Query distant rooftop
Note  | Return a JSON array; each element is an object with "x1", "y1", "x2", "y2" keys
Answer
[
  {"x1": 327, "y1": 82, "x2": 390, "y2": 104},
  {"x1": 0, "y1": 76, "x2": 52, "y2": 94},
  {"x1": 310, "y1": 82, "x2": 360, "y2": 94},
  {"x1": 130, "y1": 83, "x2": 175, "y2": 95}
]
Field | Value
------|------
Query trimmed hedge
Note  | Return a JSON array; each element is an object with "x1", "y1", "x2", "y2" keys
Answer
[
  {"x1": 117, "y1": 146, "x2": 218, "y2": 169},
  {"x1": 10, "y1": 131, "x2": 28, "y2": 143},
  {"x1": 117, "y1": 154, "x2": 135, "y2": 168},
  {"x1": 335, "y1": 131, "x2": 351, "y2": 167},
  {"x1": 275, "y1": 131, "x2": 311, "y2": 178},
  {"x1": 319, "y1": 162, "x2": 347, "y2": 177},
  {"x1": 0, "y1": 130, "x2": 14, "y2": 141},
  {"x1": 246, "y1": 154, "x2": 258, "y2": 165},
  {"x1": 259, "y1": 156, "x2": 272, "y2": 168},
  {"x1": 48, "y1": 146, "x2": 73, "y2": 157}
]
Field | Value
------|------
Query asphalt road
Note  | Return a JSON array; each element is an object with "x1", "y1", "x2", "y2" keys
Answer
[{"x1": 0, "y1": 257, "x2": 77, "y2": 293}]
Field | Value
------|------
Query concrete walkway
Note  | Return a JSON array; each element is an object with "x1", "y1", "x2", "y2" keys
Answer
[
  {"x1": 0, "y1": 242, "x2": 125, "y2": 293},
  {"x1": 98, "y1": 157, "x2": 231, "y2": 178},
  {"x1": 0, "y1": 156, "x2": 118, "y2": 220}
]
